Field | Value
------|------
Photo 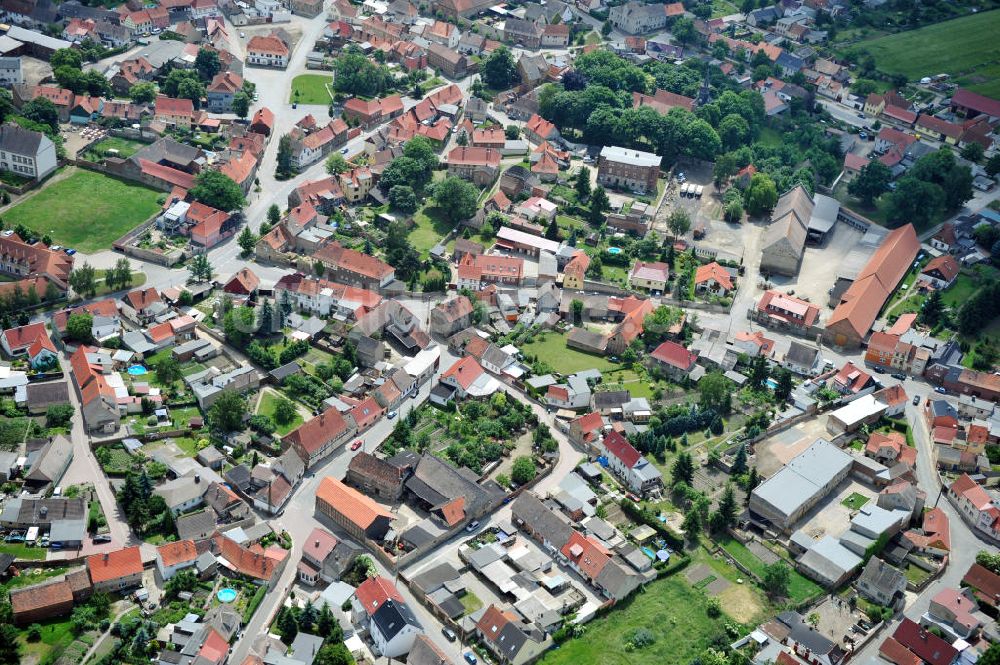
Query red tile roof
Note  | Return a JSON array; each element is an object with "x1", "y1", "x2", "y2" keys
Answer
[
  {"x1": 602, "y1": 430, "x2": 641, "y2": 469},
  {"x1": 87, "y1": 546, "x2": 143, "y2": 584},
  {"x1": 879, "y1": 637, "x2": 922, "y2": 665},
  {"x1": 156, "y1": 95, "x2": 194, "y2": 117},
  {"x1": 893, "y1": 619, "x2": 957, "y2": 665},
  {"x1": 303, "y1": 527, "x2": 339, "y2": 563},
  {"x1": 247, "y1": 34, "x2": 289, "y2": 56},
  {"x1": 441, "y1": 356, "x2": 486, "y2": 391},
  {"x1": 921, "y1": 255, "x2": 960, "y2": 283},
  {"x1": 213, "y1": 534, "x2": 278, "y2": 581},
  {"x1": 198, "y1": 627, "x2": 228, "y2": 664},
  {"x1": 157, "y1": 539, "x2": 198, "y2": 567},
  {"x1": 355, "y1": 575, "x2": 403, "y2": 615},
  {"x1": 316, "y1": 476, "x2": 394, "y2": 531},
  {"x1": 962, "y1": 563, "x2": 1000, "y2": 608},
  {"x1": 951, "y1": 87, "x2": 1000, "y2": 118},
  {"x1": 650, "y1": 341, "x2": 697, "y2": 370},
  {"x1": 285, "y1": 407, "x2": 352, "y2": 456},
  {"x1": 560, "y1": 530, "x2": 610, "y2": 580},
  {"x1": 2, "y1": 322, "x2": 49, "y2": 351},
  {"x1": 694, "y1": 261, "x2": 733, "y2": 290}
]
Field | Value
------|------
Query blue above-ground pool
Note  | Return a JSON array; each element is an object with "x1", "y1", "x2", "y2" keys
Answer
[
  {"x1": 641, "y1": 547, "x2": 656, "y2": 559},
  {"x1": 607, "y1": 246, "x2": 623, "y2": 255},
  {"x1": 127, "y1": 365, "x2": 148, "y2": 376},
  {"x1": 217, "y1": 588, "x2": 237, "y2": 603}
]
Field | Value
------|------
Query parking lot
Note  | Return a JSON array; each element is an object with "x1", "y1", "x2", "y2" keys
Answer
[{"x1": 667, "y1": 160, "x2": 749, "y2": 264}]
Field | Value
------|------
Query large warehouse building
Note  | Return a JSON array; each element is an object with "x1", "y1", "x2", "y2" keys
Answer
[{"x1": 749, "y1": 438, "x2": 854, "y2": 532}]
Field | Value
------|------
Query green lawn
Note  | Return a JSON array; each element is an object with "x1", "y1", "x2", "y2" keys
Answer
[
  {"x1": 2, "y1": 566, "x2": 68, "y2": 590},
  {"x1": 4, "y1": 169, "x2": 162, "y2": 252},
  {"x1": 83, "y1": 136, "x2": 146, "y2": 160},
  {"x1": 539, "y1": 576, "x2": 729, "y2": 665},
  {"x1": 716, "y1": 538, "x2": 823, "y2": 605},
  {"x1": 290, "y1": 74, "x2": 333, "y2": 105},
  {"x1": 941, "y1": 273, "x2": 978, "y2": 308},
  {"x1": 459, "y1": 591, "x2": 483, "y2": 616},
  {"x1": 841, "y1": 492, "x2": 870, "y2": 510},
  {"x1": 257, "y1": 391, "x2": 304, "y2": 435},
  {"x1": 520, "y1": 332, "x2": 618, "y2": 374},
  {"x1": 856, "y1": 10, "x2": 1000, "y2": 91},
  {"x1": 410, "y1": 206, "x2": 454, "y2": 258},
  {"x1": 0, "y1": 542, "x2": 48, "y2": 560},
  {"x1": 757, "y1": 127, "x2": 783, "y2": 148},
  {"x1": 18, "y1": 616, "x2": 75, "y2": 664}
]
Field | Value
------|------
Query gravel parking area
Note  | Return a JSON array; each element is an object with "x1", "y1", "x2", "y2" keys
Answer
[{"x1": 764, "y1": 223, "x2": 865, "y2": 311}]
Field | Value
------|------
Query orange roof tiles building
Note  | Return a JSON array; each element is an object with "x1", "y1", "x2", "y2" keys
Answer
[
  {"x1": 315, "y1": 476, "x2": 396, "y2": 541},
  {"x1": 87, "y1": 546, "x2": 144, "y2": 592},
  {"x1": 824, "y1": 225, "x2": 919, "y2": 348}
]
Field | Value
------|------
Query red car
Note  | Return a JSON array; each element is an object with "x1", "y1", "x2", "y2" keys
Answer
[{"x1": 351, "y1": 440, "x2": 363, "y2": 451}]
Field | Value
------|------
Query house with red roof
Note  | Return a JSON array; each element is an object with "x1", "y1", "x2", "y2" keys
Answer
[
  {"x1": 865, "y1": 431, "x2": 916, "y2": 469},
  {"x1": 87, "y1": 546, "x2": 143, "y2": 592},
  {"x1": 121, "y1": 287, "x2": 166, "y2": 326},
  {"x1": 648, "y1": 341, "x2": 698, "y2": 381},
  {"x1": 524, "y1": 113, "x2": 559, "y2": 145},
  {"x1": 439, "y1": 355, "x2": 500, "y2": 399},
  {"x1": 476, "y1": 603, "x2": 548, "y2": 665},
  {"x1": 70, "y1": 345, "x2": 120, "y2": 433},
  {"x1": 950, "y1": 88, "x2": 1000, "y2": 120},
  {"x1": 891, "y1": 619, "x2": 959, "y2": 665},
  {"x1": 211, "y1": 533, "x2": 286, "y2": 588},
  {"x1": 949, "y1": 474, "x2": 1000, "y2": 542},
  {"x1": 247, "y1": 32, "x2": 290, "y2": 68},
  {"x1": 155, "y1": 539, "x2": 199, "y2": 580},
  {"x1": 154, "y1": 95, "x2": 195, "y2": 129},
  {"x1": 753, "y1": 290, "x2": 820, "y2": 332},
  {"x1": 314, "y1": 241, "x2": 396, "y2": 290},
  {"x1": 920, "y1": 255, "x2": 960, "y2": 289},
  {"x1": 961, "y1": 563, "x2": 1000, "y2": 612},
  {"x1": 733, "y1": 330, "x2": 774, "y2": 358},
  {"x1": 694, "y1": 261, "x2": 734, "y2": 295},
  {"x1": 915, "y1": 114, "x2": 963, "y2": 145},
  {"x1": 599, "y1": 430, "x2": 663, "y2": 495},
  {"x1": 1, "y1": 322, "x2": 56, "y2": 368},
  {"x1": 315, "y1": 476, "x2": 396, "y2": 541},
  {"x1": 286, "y1": 406, "x2": 358, "y2": 469},
  {"x1": 830, "y1": 361, "x2": 875, "y2": 395},
  {"x1": 250, "y1": 107, "x2": 275, "y2": 136},
  {"x1": 628, "y1": 260, "x2": 669, "y2": 292},
  {"x1": 569, "y1": 411, "x2": 606, "y2": 445}
]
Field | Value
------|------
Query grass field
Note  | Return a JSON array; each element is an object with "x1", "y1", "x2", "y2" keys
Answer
[
  {"x1": 0, "y1": 542, "x2": 48, "y2": 560},
  {"x1": 520, "y1": 332, "x2": 618, "y2": 374},
  {"x1": 841, "y1": 492, "x2": 870, "y2": 510},
  {"x1": 857, "y1": 10, "x2": 1000, "y2": 96},
  {"x1": 257, "y1": 390, "x2": 304, "y2": 435},
  {"x1": 18, "y1": 616, "x2": 75, "y2": 664},
  {"x1": 290, "y1": 74, "x2": 333, "y2": 105},
  {"x1": 716, "y1": 538, "x2": 823, "y2": 605},
  {"x1": 539, "y1": 575, "x2": 729, "y2": 665},
  {"x1": 4, "y1": 169, "x2": 162, "y2": 252},
  {"x1": 410, "y1": 206, "x2": 453, "y2": 257},
  {"x1": 941, "y1": 273, "x2": 978, "y2": 307},
  {"x1": 83, "y1": 136, "x2": 146, "y2": 160}
]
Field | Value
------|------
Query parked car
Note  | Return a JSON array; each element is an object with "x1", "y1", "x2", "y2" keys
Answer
[
  {"x1": 891, "y1": 373, "x2": 906, "y2": 380},
  {"x1": 350, "y1": 440, "x2": 363, "y2": 451},
  {"x1": 935, "y1": 386, "x2": 947, "y2": 394},
  {"x1": 64, "y1": 248, "x2": 76, "y2": 255},
  {"x1": 442, "y1": 627, "x2": 457, "y2": 642},
  {"x1": 92, "y1": 534, "x2": 112, "y2": 543},
  {"x1": 912, "y1": 395, "x2": 921, "y2": 405},
  {"x1": 387, "y1": 410, "x2": 397, "y2": 419},
  {"x1": 465, "y1": 520, "x2": 480, "y2": 532},
  {"x1": 464, "y1": 652, "x2": 478, "y2": 664}
]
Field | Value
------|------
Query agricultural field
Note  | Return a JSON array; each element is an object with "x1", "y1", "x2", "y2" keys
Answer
[
  {"x1": 3, "y1": 169, "x2": 162, "y2": 252},
  {"x1": 856, "y1": 10, "x2": 1000, "y2": 96}
]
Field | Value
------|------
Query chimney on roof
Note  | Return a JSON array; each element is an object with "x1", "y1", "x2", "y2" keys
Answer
[
  {"x1": 194, "y1": 474, "x2": 200, "y2": 483},
  {"x1": 103, "y1": 553, "x2": 109, "y2": 562}
]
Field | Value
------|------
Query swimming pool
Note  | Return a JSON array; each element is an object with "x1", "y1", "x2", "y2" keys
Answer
[
  {"x1": 127, "y1": 365, "x2": 148, "y2": 376},
  {"x1": 766, "y1": 377, "x2": 778, "y2": 390},
  {"x1": 217, "y1": 588, "x2": 237, "y2": 603},
  {"x1": 641, "y1": 546, "x2": 656, "y2": 559},
  {"x1": 607, "y1": 246, "x2": 623, "y2": 255}
]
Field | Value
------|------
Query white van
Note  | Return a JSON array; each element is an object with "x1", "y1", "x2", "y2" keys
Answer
[{"x1": 695, "y1": 185, "x2": 704, "y2": 198}]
